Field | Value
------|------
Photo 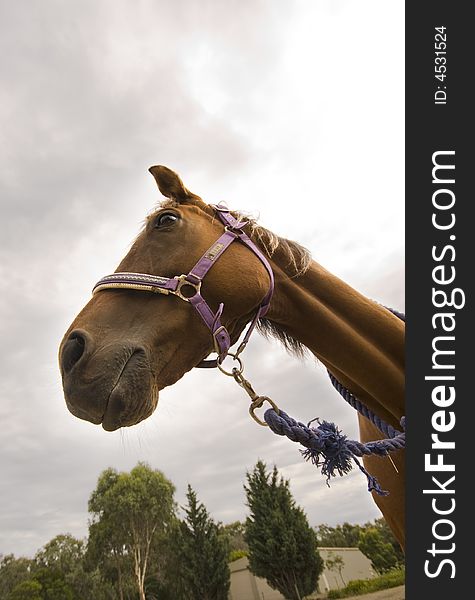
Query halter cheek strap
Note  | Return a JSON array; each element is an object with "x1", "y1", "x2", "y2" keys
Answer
[{"x1": 92, "y1": 205, "x2": 274, "y2": 367}]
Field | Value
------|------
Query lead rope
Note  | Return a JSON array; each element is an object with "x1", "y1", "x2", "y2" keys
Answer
[{"x1": 224, "y1": 307, "x2": 405, "y2": 496}]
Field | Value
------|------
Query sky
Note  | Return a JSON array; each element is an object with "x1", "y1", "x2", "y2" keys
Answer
[{"x1": 0, "y1": 0, "x2": 404, "y2": 558}]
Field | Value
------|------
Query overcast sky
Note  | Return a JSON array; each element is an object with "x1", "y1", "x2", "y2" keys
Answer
[{"x1": 0, "y1": 0, "x2": 404, "y2": 558}]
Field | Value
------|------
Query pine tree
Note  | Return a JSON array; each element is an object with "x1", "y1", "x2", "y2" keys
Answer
[
  {"x1": 244, "y1": 460, "x2": 323, "y2": 600},
  {"x1": 174, "y1": 485, "x2": 230, "y2": 600}
]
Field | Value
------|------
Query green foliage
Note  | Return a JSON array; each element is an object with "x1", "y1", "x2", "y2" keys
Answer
[
  {"x1": 229, "y1": 549, "x2": 249, "y2": 562},
  {"x1": 167, "y1": 485, "x2": 230, "y2": 600},
  {"x1": 1, "y1": 539, "x2": 114, "y2": 600},
  {"x1": 8, "y1": 579, "x2": 43, "y2": 600},
  {"x1": 327, "y1": 568, "x2": 405, "y2": 598},
  {"x1": 370, "y1": 518, "x2": 405, "y2": 566},
  {"x1": 358, "y1": 528, "x2": 399, "y2": 574},
  {"x1": 219, "y1": 520, "x2": 248, "y2": 554},
  {"x1": 315, "y1": 518, "x2": 404, "y2": 574},
  {"x1": 34, "y1": 533, "x2": 114, "y2": 600},
  {"x1": 88, "y1": 462, "x2": 176, "y2": 600},
  {"x1": 244, "y1": 460, "x2": 323, "y2": 600},
  {"x1": 143, "y1": 574, "x2": 177, "y2": 600},
  {"x1": 30, "y1": 567, "x2": 74, "y2": 600},
  {"x1": 0, "y1": 554, "x2": 34, "y2": 599},
  {"x1": 34, "y1": 534, "x2": 84, "y2": 573},
  {"x1": 86, "y1": 509, "x2": 136, "y2": 598},
  {"x1": 315, "y1": 522, "x2": 362, "y2": 548}
]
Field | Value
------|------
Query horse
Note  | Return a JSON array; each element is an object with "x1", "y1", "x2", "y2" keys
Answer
[{"x1": 59, "y1": 166, "x2": 405, "y2": 548}]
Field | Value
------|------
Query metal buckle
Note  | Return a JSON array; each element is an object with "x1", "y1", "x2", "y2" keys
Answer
[
  {"x1": 173, "y1": 274, "x2": 201, "y2": 302},
  {"x1": 249, "y1": 396, "x2": 280, "y2": 427},
  {"x1": 212, "y1": 325, "x2": 228, "y2": 355},
  {"x1": 217, "y1": 352, "x2": 244, "y2": 376},
  {"x1": 224, "y1": 225, "x2": 245, "y2": 235},
  {"x1": 218, "y1": 360, "x2": 279, "y2": 427}
]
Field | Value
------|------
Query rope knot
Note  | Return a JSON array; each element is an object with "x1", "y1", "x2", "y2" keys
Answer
[
  {"x1": 260, "y1": 306, "x2": 404, "y2": 497},
  {"x1": 263, "y1": 409, "x2": 397, "y2": 496},
  {"x1": 301, "y1": 419, "x2": 356, "y2": 482}
]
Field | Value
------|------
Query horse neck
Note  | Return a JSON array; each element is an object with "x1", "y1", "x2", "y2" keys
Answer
[{"x1": 266, "y1": 257, "x2": 404, "y2": 428}]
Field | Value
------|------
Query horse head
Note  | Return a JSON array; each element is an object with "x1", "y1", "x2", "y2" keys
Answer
[{"x1": 59, "y1": 166, "x2": 272, "y2": 431}]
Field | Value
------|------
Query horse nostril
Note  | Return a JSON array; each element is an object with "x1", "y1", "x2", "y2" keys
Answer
[{"x1": 61, "y1": 331, "x2": 88, "y2": 374}]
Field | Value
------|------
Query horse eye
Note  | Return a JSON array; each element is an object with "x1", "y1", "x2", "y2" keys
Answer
[{"x1": 155, "y1": 213, "x2": 178, "y2": 228}]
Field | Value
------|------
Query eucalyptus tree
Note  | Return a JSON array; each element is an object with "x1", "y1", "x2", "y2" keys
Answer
[{"x1": 88, "y1": 463, "x2": 176, "y2": 600}]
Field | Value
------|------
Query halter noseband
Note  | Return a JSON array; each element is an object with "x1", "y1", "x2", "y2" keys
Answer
[{"x1": 92, "y1": 205, "x2": 274, "y2": 368}]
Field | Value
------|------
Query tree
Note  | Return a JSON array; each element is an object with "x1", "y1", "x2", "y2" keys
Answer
[
  {"x1": 358, "y1": 528, "x2": 399, "y2": 574},
  {"x1": 169, "y1": 485, "x2": 230, "y2": 600},
  {"x1": 371, "y1": 518, "x2": 405, "y2": 566},
  {"x1": 315, "y1": 522, "x2": 362, "y2": 548},
  {"x1": 0, "y1": 539, "x2": 113, "y2": 600},
  {"x1": 325, "y1": 552, "x2": 346, "y2": 587},
  {"x1": 34, "y1": 534, "x2": 84, "y2": 574},
  {"x1": 8, "y1": 579, "x2": 43, "y2": 600},
  {"x1": 219, "y1": 521, "x2": 248, "y2": 555},
  {"x1": 244, "y1": 460, "x2": 323, "y2": 600},
  {"x1": 88, "y1": 462, "x2": 176, "y2": 600},
  {"x1": 84, "y1": 490, "x2": 134, "y2": 600},
  {"x1": 29, "y1": 568, "x2": 74, "y2": 600},
  {"x1": 315, "y1": 518, "x2": 404, "y2": 573},
  {"x1": 34, "y1": 534, "x2": 82, "y2": 598},
  {"x1": 0, "y1": 554, "x2": 34, "y2": 599},
  {"x1": 34, "y1": 533, "x2": 114, "y2": 600}
]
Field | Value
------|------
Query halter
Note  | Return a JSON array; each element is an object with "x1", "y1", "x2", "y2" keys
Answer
[
  {"x1": 93, "y1": 205, "x2": 274, "y2": 368},
  {"x1": 92, "y1": 203, "x2": 404, "y2": 495}
]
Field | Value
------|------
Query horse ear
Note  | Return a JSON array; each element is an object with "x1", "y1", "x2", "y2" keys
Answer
[{"x1": 148, "y1": 165, "x2": 193, "y2": 202}]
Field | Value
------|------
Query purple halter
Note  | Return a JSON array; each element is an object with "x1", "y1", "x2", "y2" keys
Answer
[{"x1": 92, "y1": 205, "x2": 274, "y2": 368}]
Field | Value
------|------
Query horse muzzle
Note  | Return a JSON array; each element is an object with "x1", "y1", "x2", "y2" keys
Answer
[{"x1": 59, "y1": 330, "x2": 157, "y2": 431}]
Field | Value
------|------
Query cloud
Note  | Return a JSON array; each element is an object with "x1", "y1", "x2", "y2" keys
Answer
[{"x1": 0, "y1": 1, "x2": 403, "y2": 557}]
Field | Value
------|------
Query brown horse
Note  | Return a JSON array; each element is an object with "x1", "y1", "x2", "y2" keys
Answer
[{"x1": 59, "y1": 166, "x2": 405, "y2": 547}]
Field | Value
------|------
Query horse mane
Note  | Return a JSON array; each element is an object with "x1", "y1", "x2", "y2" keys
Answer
[
  {"x1": 157, "y1": 198, "x2": 312, "y2": 358},
  {"x1": 232, "y1": 211, "x2": 312, "y2": 359}
]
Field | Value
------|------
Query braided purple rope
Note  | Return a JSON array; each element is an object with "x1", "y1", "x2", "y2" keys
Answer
[
  {"x1": 263, "y1": 305, "x2": 405, "y2": 496},
  {"x1": 326, "y1": 373, "x2": 399, "y2": 439},
  {"x1": 264, "y1": 409, "x2": 405, "y2": 495}
]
